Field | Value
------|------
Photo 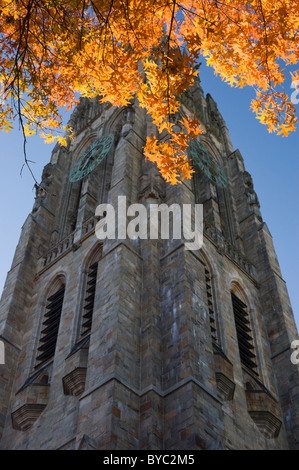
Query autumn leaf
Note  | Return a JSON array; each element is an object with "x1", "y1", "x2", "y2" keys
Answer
[{"x1": 0, "y1": 0, "x2": 298, "y2": 183}]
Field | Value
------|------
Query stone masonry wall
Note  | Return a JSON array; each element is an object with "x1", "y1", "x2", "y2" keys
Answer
[{"x1": 0, "y1": 87, "x2": 298, "y2": 449}]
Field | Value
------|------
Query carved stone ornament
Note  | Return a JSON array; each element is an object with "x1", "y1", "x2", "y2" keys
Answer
[
  {"x1": 245, "y1": 390, "x2": 282, "y2": 438},
  {"x1": 213, "y1": 345, "x2": 236, "y2": 401},
  {"x1": 62, "y1": 338, "x2": 89, "y2": 396},
  {"x1": 62, "y1": 367, "x2": 87, "y2": 397},
  {"x1": 69, "y1": 134, "x2": 114, "y2": 182},
  {"x1": 11, "y1": 382, "x2": 50, "y2": 431},
  {"x1": 11, "y1": 403, "x2": 47, "y2": 431}
]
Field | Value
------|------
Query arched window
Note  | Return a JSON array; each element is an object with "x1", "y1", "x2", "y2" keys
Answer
[
  {"x1": 35, "y1": 278, "x2": 65, "y2": 369},
  {"x1": 80, "y1": 245, "x2": 102, "y2": 338},
  {"x1": 203, "y1": 258, "x2": 236, "y2": 402},
  {"x1": 204, "y1": 264, "x2": 218, "y2": 345},
  {"x1": 81, "y1": 261, "x2": 98, "y2": 337},
  {"x1": 200, "y1": 252, "x2": 221, "y2": 348},
  {"x1": 190, "y1": 138, "x2": 238, "y2": 244},
  {"x1": 190, "y1": 139, "x2": 224, "y2": 241},
  {"x1": 231, "y1": 291, "x2": 258, "y2": 375},
  {"x1": 62, "y1": 246, "x2": 101, "y2": 397},
  {"x1": 191, "y1": 155, "x2": 214, "y2": 206}
]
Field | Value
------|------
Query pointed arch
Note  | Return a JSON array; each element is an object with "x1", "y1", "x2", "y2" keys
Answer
[
  {"x1": 199, "y1": 136, "x2": 224, "y2": 166},
  {"x1": 65, "y1": 127, "x2": 117, "y2": 234},
  {"x1": 199, "y1": 248, "x2": 217, "y2": 278},
  {"x1": 83, "y1": 242, "x2": 103, "y2": 272},
  {"x1": 190, "y1": 136, "x2": 237, "y2": 244},
  {"x1": 230, "y1": 281, "x2": 259, "y2": 375},
  {"x1": 79, "y1": 242, "x2": 103, "y2": 338},
  {"x1": 45, "y1": 273, "x2": 66, "y2": 299},
  {"x1": 190, "y1": 137, "x2": 224, "y2": 229},
  {"x1": 35, "y1": 274, "x2": 66, "y2": 369},
  {"x1": 102, "y1": 105, "x2": 126, "y2": 137},
  {"x1": 231, "y1": 280, "x2": 248, "y2": 305},
  {"x1": 199, "y1": 249, "x2": 220, "y2": 346}
]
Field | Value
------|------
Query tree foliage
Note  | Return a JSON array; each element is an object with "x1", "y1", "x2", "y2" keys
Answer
[{"x1": 0, "y1": 0, "x2": 298, "y2": 183}]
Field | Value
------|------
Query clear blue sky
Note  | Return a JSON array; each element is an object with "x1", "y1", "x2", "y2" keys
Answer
[{"x1": 0, "y1": 64, "x2": 298, "y2": 330}]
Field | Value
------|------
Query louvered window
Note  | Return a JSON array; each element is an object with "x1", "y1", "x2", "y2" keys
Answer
[
  {"x1": 81, "y1": 262, "x2": 98, "y2": 337},
  {"x1": 231, "y1": 293, "x2": 258, "y2": 374},
  {"x1": 35, "y1": 286, "x2": 65, "y2": 368},
  {"x1": 205, "y1": 266, "x2": 218, "y2": 344}
]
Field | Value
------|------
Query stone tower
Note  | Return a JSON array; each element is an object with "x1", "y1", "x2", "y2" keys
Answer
[{"x1": 0, "y1": 80, "x2": 298, "y2": 450}]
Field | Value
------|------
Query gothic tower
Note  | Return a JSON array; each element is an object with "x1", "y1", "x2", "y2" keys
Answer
[{"x1": 0, "y1": 79, "x2": 298, "y2": 450}]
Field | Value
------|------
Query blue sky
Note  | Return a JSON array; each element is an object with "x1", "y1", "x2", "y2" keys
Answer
[
  {"x1": 0, "y1": 64, "x2": 298, "y2": 329},
  {"x1": 199, "y1": 65, "x2": 299, "y2": 329}
]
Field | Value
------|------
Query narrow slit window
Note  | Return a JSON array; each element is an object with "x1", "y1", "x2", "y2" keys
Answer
[
  {"x1": 204, "y1": 266, "x2": 218, "y2": 345},
  {"x1": 231, "y1": 292, "x2": 258, "y2": 375},
  {"x1": 35, "y1": 286, "x2": 65, "y2": 368},
  {"x1": 81, "y1": 262, "x2": 98, "y2": 337}
]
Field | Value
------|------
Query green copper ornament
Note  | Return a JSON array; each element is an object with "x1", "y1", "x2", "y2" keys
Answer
[{"x1": 69, "y1": 134, "x2": 114, "y2": 182}]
